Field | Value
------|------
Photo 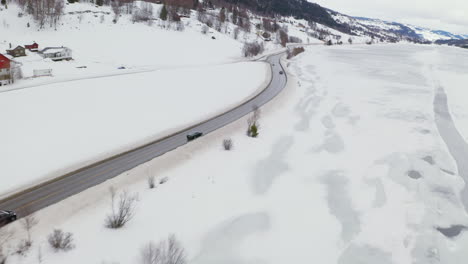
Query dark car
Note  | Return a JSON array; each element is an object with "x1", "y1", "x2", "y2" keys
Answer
[
  {"x1": 279, "y1": 71, "x2": 284, "y2": 75},
  {"x1": 187, "y1": 132, "x2": 203, "y2": 141},
  {"x1": 0, "y1": 210, "x2": 17, "y2": 227}
]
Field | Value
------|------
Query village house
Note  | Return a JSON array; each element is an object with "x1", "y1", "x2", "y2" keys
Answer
[
  {"x1": 0, "y1": 54, "x2": 12, "y2": 86},
  {"x1": 25, "y1": 42, "x2": 39, "y2": 52},
  {"x1": 39, "y1": 47, "x2": 72, "y2": 61},
  {"x1": 6, "y1": 46, "x2": 26, "y2": 57}
]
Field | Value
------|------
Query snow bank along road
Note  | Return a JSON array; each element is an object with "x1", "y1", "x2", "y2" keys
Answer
[{"x1": 0, "y1": 52, "x2": 287, "y2": 219}]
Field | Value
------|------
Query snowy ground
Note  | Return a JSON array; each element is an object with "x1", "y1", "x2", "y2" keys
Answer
[
  {"x1": 0, "y1": 61, "x2": 269, "y2": 197},
  {"x1": 3, "y1": 44, "x2": 468, "y2": 264},
  {"x1": 0, "y1": 2, "x2": 246, "y2": 93}
]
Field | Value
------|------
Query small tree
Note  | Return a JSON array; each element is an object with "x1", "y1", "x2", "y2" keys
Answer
[
  {"x1": 348, "y1": 37, "x2": 353, "y2": 44},
  {"x1": 105, "y1": 188, "x2": 138, "y2": 229},
  {"x1": 14, "y1": 211, "x2": 39, "y2": 255},
  {"x1": 21, "y1": 212, "x2": 39, "y2": 244},
  {"x1": 247, "y1": 105, "x2": 260, "y2": 137},
  {"x1": 159, "y1": 5, "x2": 168, "y2": 21},
  {"x1": 47, "y1": 229, "x2": 75, "y2": 252}
]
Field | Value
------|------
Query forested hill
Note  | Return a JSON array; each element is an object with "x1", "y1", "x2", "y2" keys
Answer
[{"x1": 220, "y1": 0, "x2": 347, "y2": 32}]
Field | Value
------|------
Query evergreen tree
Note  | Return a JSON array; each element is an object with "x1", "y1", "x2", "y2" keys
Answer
[
  {"x1": 159, "y1": 4, "x2": 168, "y2": 21},
  {"x1": 1, "y1": 0, "x2": 6, "y2": 6},
  {"x1": 96, "y1": 0, "x2": 104, "y2": 6}
]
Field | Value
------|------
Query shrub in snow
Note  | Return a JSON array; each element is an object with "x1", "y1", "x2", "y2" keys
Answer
[
  {"x1": 160, "y1": 177, "x2": 168, "y2": 185},
  {"x1": 288, "y1": 36, "x2": 302, "y2": 43},
  {"x1": 242, "y1": 42, "x2": 264, "y2": 57},
  {"x1": 15, "y1": 239, "x2": 32, "y2": 256},
  {"x1": 148, "y1": 175, "x2": 156, "y2": 189},
  {"x1": 140, "y1": 234, "x2": 187, "y2": 264},
  {"x1": 105, "y1": 189, "x2": 138, "y2": 229},
  {"x1": 201, "y1": 25, "x2": 209, "y2": 34},
  {"x1": 247, "y1": 105, "x2": 260, "y2": 137},
  {"x1": 223, "y1": 139, "x2": 233, "y2": 150},
  {"x1": 248, "y1": 123, "x2": 259, "y2": 138},
  {"x1": 47, "y1": 229, "x2": 75, "y2": 252},
  {"x1": 287, "y1": 47, "x2": 305, "y2": 59}
]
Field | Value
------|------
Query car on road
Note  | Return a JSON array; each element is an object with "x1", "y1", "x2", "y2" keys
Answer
[
  {"x1": 0, "y1": 210, "x2": 17, "y2": 227},
  {"x1": 279, "y1": 71, "x2": 284, "y2": 75},
  {"x1": 187, "y1": 132, "x2": 203, "y2": 141}
]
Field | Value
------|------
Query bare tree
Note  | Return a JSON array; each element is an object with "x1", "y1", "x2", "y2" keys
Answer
[
  {"x1": 233, "y1": 26, "x2": 240, "y2": 40},
  {"x1": 223, "y1": 139, "x2": 233, "y2": 150},
  {"x1": 111, "y1": 0, "x2": 122, "y2": 23},
  {"x1": 21, "y1": 211, "x2": 39, "y2": 244},
  {"x1": 140, "y1": 234, "x2": 186, "y2": 264},
  {"x1": 105, "y1": 188, "x2": 138, "y2": 229},
  {"x1": 201, "y1": 24, "x2": 209, "y2": 34},
  {"x1": 47, "y1": 229, "x2": 75, "y2": 252},
  {"x1": 132, "y1": 1, "x2": 153, "y2": 23},
  {"x1": 278, "y1": 29, "x2": 288, "y2": 47},
  {"x1": 147, "y1": 175, "x2": 155, "y2": 189},
  {"x1": 0, "y1": 228, "x2": 12, "y2": 264},
  {"x1": 242, "y1": 42, "x2": 264, "y2": 57},
  {"x1": 140, "y1": 242, "x2": 162, "y2": 264},
  {"x1": 37, "y1": 246, "x2": 43, "y2": 263}
]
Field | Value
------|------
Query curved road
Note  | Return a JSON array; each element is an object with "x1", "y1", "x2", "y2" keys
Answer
[{"x1": 0, "y1": 52, "x2": 288, "y2": 218}]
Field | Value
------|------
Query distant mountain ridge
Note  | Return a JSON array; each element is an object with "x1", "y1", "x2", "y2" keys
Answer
[
  {"x1": 329, "y1": 11, "x2": 468, "y2": 42},
  {"x1": 220, "y1": 0, "x2": 465, "y2": 43}
]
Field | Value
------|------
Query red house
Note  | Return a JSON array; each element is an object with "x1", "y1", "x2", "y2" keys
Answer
[
  {"x1": 0, "y1": 54, "x2": 12, "y2": 86},
  {"x1": 25, "y1": 42, "x2": 39, "y2": 52}
]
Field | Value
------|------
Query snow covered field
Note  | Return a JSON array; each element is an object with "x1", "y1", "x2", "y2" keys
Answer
[
  {"x1": 0, "y1": 2, "x2": 246, "y2": 93},
  {"x1": 0, "y1": 62, "x2": 269, "y2": 197},
  {"x1": 3, "y1": 44, "x2": 468, "y2": 264}
]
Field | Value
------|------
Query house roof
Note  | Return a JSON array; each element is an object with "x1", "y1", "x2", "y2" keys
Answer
[
  {"x1": 0, "y1": 54, "x2": 10, "y2": 61},
  {"x1": 7, "y1": 46, "x2": 25, "y2": 51},
  {"x1": 0, "y1": 54, "x2": 11, "y2": 68}
]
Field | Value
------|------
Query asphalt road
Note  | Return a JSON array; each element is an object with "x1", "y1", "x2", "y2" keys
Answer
[{"x1": 0, "y1": 52, "x2": 288, "y2": 219}]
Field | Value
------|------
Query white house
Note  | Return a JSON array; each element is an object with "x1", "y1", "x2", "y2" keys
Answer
[{"x1": 39, "y1": 47, "x2": 72, "y2": 61}]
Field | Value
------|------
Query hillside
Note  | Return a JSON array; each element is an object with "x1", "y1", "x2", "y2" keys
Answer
[{"x1": 221, "y1": 0, "x2": 345, "y2": 31}]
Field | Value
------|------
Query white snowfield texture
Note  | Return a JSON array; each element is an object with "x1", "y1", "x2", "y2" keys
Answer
[
  {"x1": 0, "y1": 62, "x2": 269, "y2": 197},
  {"x1": 4, "y1": 44, "x2": 468, "y2": 264}
]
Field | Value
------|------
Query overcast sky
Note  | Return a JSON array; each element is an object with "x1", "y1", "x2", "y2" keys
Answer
[{"x1": 312, "y1": 0, "x2": 468, "y2": 34}]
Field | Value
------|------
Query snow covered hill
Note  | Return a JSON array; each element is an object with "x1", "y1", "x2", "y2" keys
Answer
[
  {"x1": 4, "y1": 43, "x2": 468, "y2": 264},
  {"x1": 329, "y1": 10, "x2": 468, "y2": 42}
]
